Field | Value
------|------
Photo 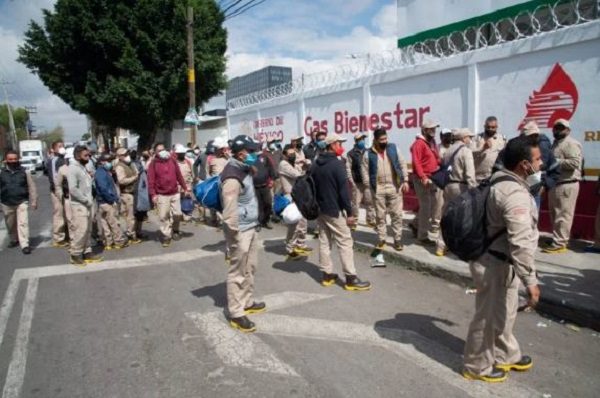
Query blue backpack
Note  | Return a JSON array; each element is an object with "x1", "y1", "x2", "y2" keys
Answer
[
  {"x1": 193, "y1": 176, "x2": 223, "y2": 212},
  {"x1": 273, "y1": 193, "x2": 291, "y2": 216}
]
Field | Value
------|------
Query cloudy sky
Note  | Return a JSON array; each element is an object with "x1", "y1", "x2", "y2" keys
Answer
[{"x1": 0, "y1": 0, "x2": 397, "y2": 141}]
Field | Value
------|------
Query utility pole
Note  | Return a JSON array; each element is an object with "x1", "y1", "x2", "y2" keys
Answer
[
  {"x1": 186, "y1": 6, "x2": 197, "y2": 147},
  {"x1": 1, "y1": 80, "x2": 17, "y2": 150}
]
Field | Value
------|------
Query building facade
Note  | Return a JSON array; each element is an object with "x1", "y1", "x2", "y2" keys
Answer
[{"x1": 226, "y1": 66, "x2": 292, "y2": 102}]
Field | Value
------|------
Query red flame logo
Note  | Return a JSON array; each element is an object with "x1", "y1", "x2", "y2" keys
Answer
[{"x1": 518, "y1": 63, "x2": 578, "y2": 129}]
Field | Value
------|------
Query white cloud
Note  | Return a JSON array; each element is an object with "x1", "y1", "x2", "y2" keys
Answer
[
  {"x1": 224, "y1": 0, "x2": 398, "y2": 80},
  {"x1": 0, "y1": 1, "x2": 87, "y2": 142}
]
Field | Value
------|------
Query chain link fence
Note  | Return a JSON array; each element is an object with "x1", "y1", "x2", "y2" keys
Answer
[{"x1": 227, "y1": 0, "x2": 599, "y2": 111}]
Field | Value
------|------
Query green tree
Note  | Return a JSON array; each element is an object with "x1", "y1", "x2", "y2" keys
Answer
[
  {"x1": 0, "y1": 104, "x2": 29, "y2": 132},
  {"x1": 37, "y1": 126, "x2": 65, "y2": 148},
  {"x1": 0, "y1": 105, "x2": 30, "y2": 143},
  {"x1": 18, "y1": 0, "x2": 227, "y2": 149},
  {"x1": 81, "y1": 132, "x2": 91, "y2": 141}
]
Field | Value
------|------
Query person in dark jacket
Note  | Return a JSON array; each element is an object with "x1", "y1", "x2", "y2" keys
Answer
[
  {"x1": 303, "y1": 130, "x2": 326, "y2": 162},
  {"x1": 1, "y1": 150, "x2": 38, "y2": 254},
  {"x1": 311, "y1": 134, "x2": 371, "y2": 291},
  {"x1": 94, "y1": 154, "x2": 128, "y2": 250},
  {"x1": 346, "y1": 132, "x2": 375, "y2": 227},
  {"x1": 253, "y1": 146, "x2": 278, "y2": 229}
]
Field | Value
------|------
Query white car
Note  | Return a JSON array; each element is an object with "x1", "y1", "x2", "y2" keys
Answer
[{"x1": 20, "y1": 159, "x2": 37, "y2": 174}]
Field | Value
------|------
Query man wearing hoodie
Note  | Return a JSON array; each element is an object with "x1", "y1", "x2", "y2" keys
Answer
[
  {"x1": 220, "y1": 135, "x2": 265, "y2": 333},
  {"x1": 95, "y1": 154, "x2": 128, "y2": 250},
  {"x1": 410, "y1": 120, "x2": 442, "y2": 244},
  {"x1": 147, "y1": 143, "x2": 190, "y2": 247},
  {"x1": 312, "y1": 134, "x2": 371, "y2": 291}
]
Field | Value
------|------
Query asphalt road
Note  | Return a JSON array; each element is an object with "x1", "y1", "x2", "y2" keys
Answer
[{"x1": 0, "y1": 176, "x2": 598, "y2": 398}]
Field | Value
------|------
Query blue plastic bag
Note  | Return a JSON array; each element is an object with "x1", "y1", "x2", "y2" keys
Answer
[
  {"x1": 181, "y1": 196, "x2": 195, "y2": 215},
  {"x1": 273, "y1": 193, "x2": 291, "y2": 216},
  {"x1": 193, "y1": 176, "x2": 222, "y2": 212}
]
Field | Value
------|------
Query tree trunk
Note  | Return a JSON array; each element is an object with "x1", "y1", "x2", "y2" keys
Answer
[{"x1": 137, "y1": 129, "x2": 157, "y2": 151}]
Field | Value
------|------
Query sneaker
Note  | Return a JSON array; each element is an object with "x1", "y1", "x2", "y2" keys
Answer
[
  {"x1": 229, "y1": 316, "x2": 256, "y2": 333},
  {"x1": 496, "y1": 355, "x2": 533, "y2": 372},
  {"x1": 113, "y1": 241, "x2": 129, "y2": 250},
  {"x1": 584, "y1": 245, "x2": 600, "y2": 254},
  {"x1": 393, "y1": 241, "x2": 403, "y2": 251},
  {"x1": 262, "y1": 223, "x2": 273, "y2": 230},
  {"x1": 462, "y1": 367, "x2": 508, "y2": 383},
  {"x1": 70, "y1": 255, "x2": 86, "y2": 266},
  {"x1": 128, "y1": 237, "x2": 142, "y2": 245},
  {"x1": 103, "y1": 244, "x2": 114, "y2": 251},
  {"x1": 367, "y1": 221, "x2": 377, "y2": 229},
  {"x1": 344, "y1": 275, "x2": 371, "y2": 291},
  {"x1": 52, "y1": 240, "x2": 69, "y2": 248},
  {"x1": 83, "y1": 253, "x2": 103, "y2": 263},
  {"x1": 295, "y1": 246, "x2": 313, "y2": 254},
  {"x1": 8, "y1": 241, "x2": 19, "y2": 248},
  {"x1": 172, "y1": 232, "x2": 182, "y2": 241},
  {"x1": 435, "y1": 248, "x2": 447, "y2": 257},
  {"x1": 244, "y1": 302, "x2": 266, "y2": 315},
  {"x1": 541, "y1": 243, "x2": 567, "y2": 254},
  {"x1": 321, "y1": 272, "x2": 339, "y2": 287},
  {"x1": 375, "y1": 240, "x2": 386, "y2": 249},
  {"x1": 161, "y1": 239, "x2": 171, "y2": 248},
  {"x1": 287, "y1": 248, "x2": 307, "y2": 260},
  {"x1": 22, "y1": 246, "x2": 32, "y2": 255}
]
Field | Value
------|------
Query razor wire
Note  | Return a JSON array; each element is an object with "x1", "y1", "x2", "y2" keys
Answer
[{"x1": 227, "y1": 0, "x2": 599, "y2": 110}]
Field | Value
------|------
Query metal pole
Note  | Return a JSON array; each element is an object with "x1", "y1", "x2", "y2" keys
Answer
[{"x1": 187, "y1": 6, "x2": 197, "y2": 147}]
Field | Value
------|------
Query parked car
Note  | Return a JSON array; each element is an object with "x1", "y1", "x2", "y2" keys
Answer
[{"x1": 20, "y1": 159, "x2": 37, "y2": 174}]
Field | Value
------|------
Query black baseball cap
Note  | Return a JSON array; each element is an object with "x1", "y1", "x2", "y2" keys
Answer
[{"x1": 229, "y1": 135, "x2": 260, "y2": 153}]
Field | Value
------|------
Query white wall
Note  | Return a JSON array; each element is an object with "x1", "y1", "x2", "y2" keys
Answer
[{"x1": 228, "y1": 23, "x2": 600, "y2": 175}]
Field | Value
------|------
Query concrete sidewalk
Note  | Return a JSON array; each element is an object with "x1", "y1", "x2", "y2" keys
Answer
[{"x1": 348, "y1": 212, "x2": 600, "y2": 331}]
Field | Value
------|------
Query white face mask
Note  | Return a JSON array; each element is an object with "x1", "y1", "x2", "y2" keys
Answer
[
  {"x1": 159, "y1": 150, "x2": 170, "y2": 159},
  {"x1": 526, "y1": 171, "x2": 542, "y2": 187},
  {"x1": 124, "y1": 155, "x2": 131, "y2": 163},
  {"x1": 57, "y1": 147, "x2": 66, "y2": 155}
]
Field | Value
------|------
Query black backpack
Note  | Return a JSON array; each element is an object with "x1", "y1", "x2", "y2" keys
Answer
[
  {"x1": 430, "y1": 145, "x2": 464, "y2": 189},
  {"x1": 291, "y1": 172, "x2": 320, "y2": 220},
  {"x1": 441, "y1": 175, "x2": 516, "y2": 262}
]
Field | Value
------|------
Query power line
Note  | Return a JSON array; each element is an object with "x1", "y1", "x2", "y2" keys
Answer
[{"x1": 220, "y1": 0, "x2": 268, "y2": 20}]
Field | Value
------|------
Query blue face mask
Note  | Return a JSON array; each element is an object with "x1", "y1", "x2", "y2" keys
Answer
[
  {"x1": 244, "y1": 152, "x2": 258, "y2": 166},
  {"x1": 103, "y1": 162, "x2": 113, "y2": 170},
  {"x1": 316, "y1": 140, "x2": 327, "y2": 149},
  {"x1": 357, "y1": 141, "x2": 366, "y2": 150}
]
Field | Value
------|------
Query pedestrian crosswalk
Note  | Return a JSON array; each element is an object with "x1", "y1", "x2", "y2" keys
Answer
[{"x1": 186, "y1": 290, "x2": 544, "y2": 398}]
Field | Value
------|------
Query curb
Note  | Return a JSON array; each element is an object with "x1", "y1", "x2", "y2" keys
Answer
[{"x1": 353, "y1": 240, "x2": 600, "y2": 332}]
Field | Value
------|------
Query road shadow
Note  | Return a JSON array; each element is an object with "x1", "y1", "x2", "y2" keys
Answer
[
  {"x1": 191, "y1": 282, "x2": 227, "y2": 310},
  {"x1": 374, "y1": 313, "x2": 465, "y2": 373},
  {"x1": 272, "y1": 260, "x2": 322, "y2": 284},
  {"x1": 537, "y1": 268, "x2": 600, "y2": 330},
  {"x1": 262, "y1": 239, "x2": 289, "y2": 256},
  {"x1": 201, "y1": 241, "x2": 226, "y2": 253}
]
